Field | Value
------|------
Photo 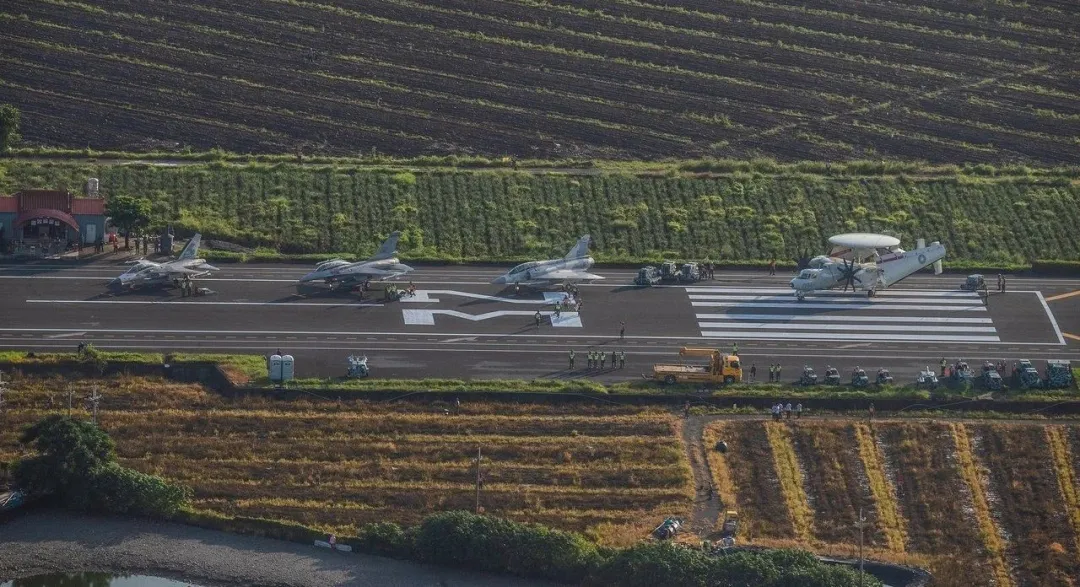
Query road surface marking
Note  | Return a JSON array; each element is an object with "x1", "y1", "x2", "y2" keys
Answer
[
  {"x1": 1035, "y1": 292, "x2": 1067, "y2": 345},
  {"x1": 401, "y1": 289, "x2": 557, "y2": 304},
  {"x1": 403, "y1": 309, "x2": 582, "y2": 327},
  {"x1": 1044, "y1": 290, "x2": 1080, "y2": 302},
  {"x1": 689, "y1": 294, "x2": 981, "y2": 305},
  {"x1": 689, "y1": 301, "x2": 987, "y2": 311},
  {"x1": 701, "y1": 332, "x2": 1000, "y2": 342},
  {"x1": 26, "y1": 299, "x2": 384, "y2": 307},
  {"x1": 1063, "y1": 332, "x2": 1080, "y2": 342},
  {"x1": 698, "y1": 323, "x2": 997, "y2": 333},
  {"x1": 695, "y1": 314, "x2": 993, "y2": 323},
  {"x1": 686, "y1": 287, "x2": 980, "y2": 297}
]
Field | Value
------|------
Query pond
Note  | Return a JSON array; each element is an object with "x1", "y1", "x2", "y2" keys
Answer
[{"x1": 1, "y1": 573, "x2": 206, "y2": 587}]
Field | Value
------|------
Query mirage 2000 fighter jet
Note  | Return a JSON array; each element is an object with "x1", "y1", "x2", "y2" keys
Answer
[
  {"x1": 108, "y1": 233, "x2": 219, "y2": 291},
  {"x1": 491, "y1": 234, "x2": 603, "y2": 290},
  {"x1": 298, "y1": 231, "x2": 414, "y2": 290}
]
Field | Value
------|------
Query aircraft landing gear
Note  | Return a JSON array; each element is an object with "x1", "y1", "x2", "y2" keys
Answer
[
  {"x1": 796, "y1": 291, "x2": 806, "y2": 301},
  {"x1": 867, "y1": 289, "x2": 876, "y2": 298}
]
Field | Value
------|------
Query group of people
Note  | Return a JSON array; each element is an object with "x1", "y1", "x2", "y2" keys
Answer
[
  {"x1": 771, "y1": 402, "x2": 803, "y2": 420},
  {"x1": 569, "y1": 349, "x2": 626, "y2": 370},
  {"x1": 996, "y1": 274, "x2": 1007, "y2": 293}
]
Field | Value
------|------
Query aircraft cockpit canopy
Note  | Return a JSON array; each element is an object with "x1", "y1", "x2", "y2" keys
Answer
[
  {"x1": 796, "y1": 268, "x2": 820, "y2": 280},
  {"x1": 509, "y1": 261, "x2": 540, "y2": 275},
  {"x1": 121, "y1": 261, "x2": 156, "y2": 275}
]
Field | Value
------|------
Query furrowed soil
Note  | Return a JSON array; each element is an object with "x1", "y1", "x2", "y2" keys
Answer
[
  {"x1": 0, "y1": 376, "x2": 692, "y2": 545},
  {"x1": 2, "y1": 160, "x2": 1078, "y2": 265},
  {"x1": 2, "y1": 0, "x2": 1078, "y2": 164}
]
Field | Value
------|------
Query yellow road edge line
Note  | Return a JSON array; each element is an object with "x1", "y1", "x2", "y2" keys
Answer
[
  {"x1": 1044, "y1": 290, "x2": 1080, "y2": 302},
  {"x1": 854, "y1": 424, "x2": 908, "y2": 553},
  {"x1": 951, "y1": 423, "x2": 1014, "y2": 587}
]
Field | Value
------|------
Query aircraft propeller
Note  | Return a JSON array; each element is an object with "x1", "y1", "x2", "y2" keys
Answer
[{"x1": 837, "y1": 257, "x2": 862, "y2": 292}]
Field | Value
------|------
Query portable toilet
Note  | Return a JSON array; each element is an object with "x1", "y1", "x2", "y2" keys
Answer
[
  {"x1": 268, "y1": 354, "x2": 283, "y2": 381},
  {"x1": 281, "y1": 354, "x2": 295, "y2": 381}
]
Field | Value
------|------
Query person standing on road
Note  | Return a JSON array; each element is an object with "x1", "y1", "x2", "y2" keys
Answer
[
  {"x1": 1001, "y1": 274, "x2": 1006, "y2": 293},
  {"x1": 534, "y1": 310, "x2": 542, "y2": 328},
  {"x1": 776, "y1": 364, "x2": 782, "y2": 381},
  {"x1": 940, "y1": 357, "x2": 947, "y2": 377},
  {"x1": 768, "y1": 364, "x2": 775, "y2": 382},
  {"x1": 569, "y1": 349, "x2": 575, "y2": 370},
  {"x1": 750, "y1": 363, "x2": 757, "y2": 382},
  {"x1": 600, "y1": 352, "x2": 607, "y2": 369},
  {"x1": 768, "y1": 258, "x2": 777, "y2": 276},
  {"x1": 732, "y1": 342, "x2": 738, "y2": 356},
  {"x1": 620, "y1": 321, "x2": 625, "y2": 340},
  {"x1": 619, "y1": 350, "x2": 626, "y2": 369}
]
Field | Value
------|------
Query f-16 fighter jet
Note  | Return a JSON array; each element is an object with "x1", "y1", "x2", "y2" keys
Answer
[
  {"x1": 491, "y1": 234, "x2": 604, "y2": 289},
  {"x1": 298, "y1": 231, "x2": 413, "y2": 289},
  {"x1": 108, "y1": 233, "x2": 218, "y2": 290}
]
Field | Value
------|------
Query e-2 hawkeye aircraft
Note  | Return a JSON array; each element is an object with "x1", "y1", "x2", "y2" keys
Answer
[
  {"x1": 298, "y1": 231, "x2": 413, "y2": 290},
  {"x1": 108, "y1": 233, "x2": 219, "y2": 291},
  {"x1": 491, "y1": 234, "x2": 603, "y2": 290},
  {"x1": 789, "y1": 233, "x2": 945, "y2": 300}
]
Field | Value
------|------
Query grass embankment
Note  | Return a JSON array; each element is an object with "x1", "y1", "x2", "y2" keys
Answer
[
  {"x1": 3, "y1": 160, "x2": 1080, "y2": 269},
  {"x1": 1047, "y1": 427, "x2": 1080, "y2": 558}
]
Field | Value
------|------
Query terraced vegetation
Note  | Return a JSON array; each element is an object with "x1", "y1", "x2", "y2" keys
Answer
[
  {"x1": 3, "y1": 160, "x2": 1080, "y2": 265},
  {"x1": 706, "y1": 419, "x2": 1080, "y2": 587},
  {"x1": 0, "y1": 376, "x2": 692, "y2": 545},
  {"x1": 0, "y1": 0, "x2": 1078, "y2": 163}
]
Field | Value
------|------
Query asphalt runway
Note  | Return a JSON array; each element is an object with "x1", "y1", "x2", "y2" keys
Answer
[{"x1": 1, "y1": 261, "x2": 1078, "y2": 382}]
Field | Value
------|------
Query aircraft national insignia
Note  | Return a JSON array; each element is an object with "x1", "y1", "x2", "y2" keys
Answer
[{"x1": 918, "y1": 253, "x2": 927, "y2": 264}]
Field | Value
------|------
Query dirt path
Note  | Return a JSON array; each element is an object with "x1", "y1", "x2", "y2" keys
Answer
[{"x1": 680, "y1": 415, "x2": 722, "y2": 538}]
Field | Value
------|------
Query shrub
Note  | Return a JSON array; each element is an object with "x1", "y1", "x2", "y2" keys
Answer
[
  {"x1": 87, "y1": 463, "x2": 189, "y2": 516},
  {"x1": 355, "y1": 521, "x2": 416, "y2": 559},
  {"x1": 414, "y1": 511, "x2": 603, "y2": 583}
]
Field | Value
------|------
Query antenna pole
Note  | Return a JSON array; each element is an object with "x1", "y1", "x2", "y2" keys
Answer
[{"x1": 475, "y1": 446, "x2": 482, "y2": 514}]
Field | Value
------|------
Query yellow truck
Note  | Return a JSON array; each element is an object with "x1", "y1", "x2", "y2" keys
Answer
[{"x1": 651, "y1": 347, "x2": 743, "y2": 385}]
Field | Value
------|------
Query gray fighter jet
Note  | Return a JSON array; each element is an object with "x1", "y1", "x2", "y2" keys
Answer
[
  {"x1": 491, "y1": 235, "x2": 603, "y2": 289},
  {"x1": 298, "y1": 231, "x2": 413, "y2": 289},
  {"x1": 108, "y1": 233, "x2": 218, "y2": 290}
]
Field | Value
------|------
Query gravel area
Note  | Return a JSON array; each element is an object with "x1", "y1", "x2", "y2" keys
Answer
[{"x1": 0, "y1": 511, "x2": 563, "y2": 586}]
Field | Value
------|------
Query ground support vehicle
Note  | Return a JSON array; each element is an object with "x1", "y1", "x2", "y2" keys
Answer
[
  {"x1": 659, "y1": 261, "x2": 680, "y2": 282},
  {"x1": 678, "y1": 262, "x2": 702, "y2": 283},
  {"x1": 1045, "y1": 360, "x2": 1073, "y2": 388},
  {"x1": 800, "y1": 366, "x2": 819, "y2": 386},
  {"x1": 634, "y1": 266, "x2": 661, "y2": 286},
  {"x1": 961, "y1": 274, "x2": 986, "y2": 291},
  {"x1": 823, "y1": 366, "x2": 841, "y2": 385},
  {"x1": 981, "y1": 363, "x2": 1003, "y2": 391},
  {"x1": 650, "y1": 348, "x2": 742, "y2": 385},
  {"x1": 916, "y1": 369, "x2": 939, "y2": 389},
  {"x1": 719, "y1": 511, "x2": 739, "y2": 546},
  {"x1": 346, "y1": 355, "x2": 369, "y2": 378},
  {"x1": 652, "y1": 517, "x2": 682, "y2": 540},
  {"x1": 951, "y1": 361, "x2": 974, "y2": 384},
  {"x1": 876, "y1": 369, "x2": 893, "y2": 385},
  {"x1": 852, "y1": 368, "x2": 870, "y2": 388}
]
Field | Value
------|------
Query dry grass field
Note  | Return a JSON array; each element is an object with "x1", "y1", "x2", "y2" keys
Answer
[
  {"x1": 1, "y1": 0, "x2": 1077, "y2": 163},
  {"x1": 0, "y1": 376, "x2": 692, "y2": 546}
]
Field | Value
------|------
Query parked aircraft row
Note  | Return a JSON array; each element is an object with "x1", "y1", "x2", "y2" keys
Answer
[{"x1": 107, "y1": 231, "x2": 947, "y2": 298}]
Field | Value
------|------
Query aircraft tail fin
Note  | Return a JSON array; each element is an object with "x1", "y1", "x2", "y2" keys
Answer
[
  {"x1": 565, "y1": 234, "x2": 591, "y2": 259},
  {"x1": 177, "y1": 234, "x2": 201, "y2": 260},
  {"x1": 371, "y1": 231, "x2": 401, "y2": 260},
  {"x1": 880, "y1": 242, "x2": 946, "y2": 287}
]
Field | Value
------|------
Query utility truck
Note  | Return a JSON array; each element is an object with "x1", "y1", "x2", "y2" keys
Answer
[{"x1": 650, "y1": 347, "x2": 742, "y2": 385}]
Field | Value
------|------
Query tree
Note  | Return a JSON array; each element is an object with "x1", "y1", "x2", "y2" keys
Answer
[
  {"x1": 105, "y1": 194, "x2": 152, "y2": 249},
  {"x1": 13, "y1": 415, "x2": 188, "y2": 516},
  {"x1": 0, "y1": 104, "x2": 19, "y2": 153}
]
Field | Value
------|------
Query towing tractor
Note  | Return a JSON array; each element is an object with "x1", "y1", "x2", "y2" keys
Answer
[
  {"x1": 634, "y1": 265, "x2": 662, "y2": 286},
  {"x1": 650, "y1": 347, "x2": 743, "y2": 385},
  {"x1": 659, "y1": 261, "x2": 680, "y2": 282}
]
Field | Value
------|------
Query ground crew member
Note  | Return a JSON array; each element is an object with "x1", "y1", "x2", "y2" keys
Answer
[
  {"x1": 750, "y1": 363, "x2": 757, "y2": 382},
  {"x1": 534, "y1": 310, "x2": 542, "y2": 328},
  {"x1": 1001, "y1": 274, "x2": 1006, "y2": 293},
  {"x1": 784, "y1": 402, "x2": 793, "y2": 420},
  {"x1": 620, "y1": 321, "x2": 625, "y2": 339},
  {"x1": 732, "y1": 342, "x2": 738, "y2": 356},
  {"x1": 868, "y1": 402, "x2": 876, "y2": 422},
  {"x1": 768, "y1": 364, "x2": 775, "y2": 382},
  {"x1": 600, "y1": 352, "x2": 607, "y2": 369},
  {"x1": 795, "y1": 403, "x2": 803, "y2": 419},
  {"x1": 940, "y1": 357, "x2": 947, "y2": 377},
  {"x1": 619, "y1": 351, "x2": 626, "y2": 368},
  {"x1": 776, "y1": 364, "x2": 782, "y2": 380},
  {"x1": 610, "y1": 351, "x2": 617, "y2": 369},
  {"x1": 554, "y1": 303, "x2": 561, "y2": 319},
  {"x1": 569, "y1": 349, "x2": 575, "y2": 370}
]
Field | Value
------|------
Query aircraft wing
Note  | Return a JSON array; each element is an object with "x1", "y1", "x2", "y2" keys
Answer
[{"x1": 537, "y1": 269, "x2": 604, "y2": 282}]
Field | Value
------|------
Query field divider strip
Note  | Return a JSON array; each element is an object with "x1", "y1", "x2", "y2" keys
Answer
[
  {"x1": 950, "y1": 423, "x2": 1013, "y2": 587},
  {"x1": 765, "y1": 422, "x2": 815, "y2": 544},
  {"x1": 1045, "y1": 426, "x2": 1080, "y2": 562},
  {"x1": 854, "y1": 424, "x2": 907, "y2": 553}
]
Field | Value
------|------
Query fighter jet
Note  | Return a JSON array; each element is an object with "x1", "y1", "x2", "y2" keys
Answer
[
  {"x1": 108, "y1": 233, "x2": 219, "y2": 290},
  {"x1": 789, "y1": 233, "x2": 945, "y2": 300},
  {"x1": 491, "y1": 235, "x2": 603, "y2": 289},
  {"x1": 298, "y1": 231, "x2": 413, "y2": 289}
]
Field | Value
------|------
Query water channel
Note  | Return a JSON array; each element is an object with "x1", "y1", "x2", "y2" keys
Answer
[{"x1": 1, "y1": 573, "x2": 206, "y2": 587}]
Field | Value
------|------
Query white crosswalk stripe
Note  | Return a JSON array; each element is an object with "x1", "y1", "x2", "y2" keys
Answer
[{"x1": 688, "y1": 287, "x2": 997, "y2": 342}]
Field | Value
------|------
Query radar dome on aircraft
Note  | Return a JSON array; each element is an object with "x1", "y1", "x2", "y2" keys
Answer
[{"x1": 827, "y1": 233, "x2": 900, "y2": 249}]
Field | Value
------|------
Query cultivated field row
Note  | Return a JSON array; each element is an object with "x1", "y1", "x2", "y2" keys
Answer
[
  {"x1": 1, "y1": 0, "x2": 1075, "y2": 162},
  {"x1": 706, "y1": 420, "x2": 1080, "y2": 586}
]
